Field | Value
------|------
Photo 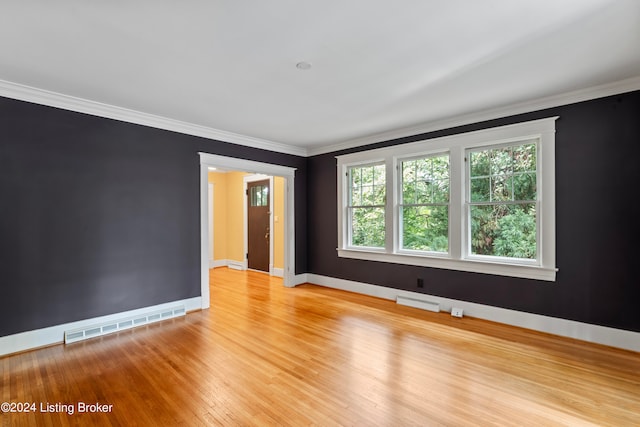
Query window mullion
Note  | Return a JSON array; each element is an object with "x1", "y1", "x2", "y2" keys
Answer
[
  {"x1": 449, "y1": 146, "x2": 464, "y2": 260},
  {"x1": 386, "y1": 159, "x2": 395, "y2": 254}
]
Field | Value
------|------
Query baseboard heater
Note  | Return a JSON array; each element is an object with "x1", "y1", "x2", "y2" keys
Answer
[
  {"x1": 228, "y1": 262, "x2": 244, "y2": 271},
  {"x1": 64, "y1": 305, "x2": 186, "y2": 344},
  {"x1": 396, "y1": 296, "x2": 440, "y2": 313}
]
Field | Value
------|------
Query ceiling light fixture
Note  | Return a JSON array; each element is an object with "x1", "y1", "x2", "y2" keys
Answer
[{"x1": 296, "y1": 61, "x2": 312, "y2": 70}]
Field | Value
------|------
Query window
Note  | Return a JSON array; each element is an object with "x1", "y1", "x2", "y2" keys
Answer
[
  {"x1": 400, "y1": 154, "x2": 449, "y2": 253},
  {"x1": 348, "y1": 163, "x2": 386, "y2": 248},
  {"x1": 250, "y1": 185, "x2": 269, "y2": 206},
  {"x1": 337, "y1": 117, "x2": 557, "y2": 281},
  {"x1": 468, "y1": 142, "x2": 537, "y2": 259}
]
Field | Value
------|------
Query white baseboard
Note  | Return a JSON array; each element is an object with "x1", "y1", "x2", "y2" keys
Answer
[
  {"x1": 304, "y1": 274, "x2": 640, "y2": 353},
  {"x1": 209, "y1": 259, "x2": 246, "y2": 270},
  {"x1": 0, "y1": 297, "x2": 202, "y2": 357},
  {"x1": 292, "y1": 273, "x2": 309, "y2": 287},
  {"x1": 210, "y1": 259, "x2": 228, "y2": 269},
  {"x1": 213, "y1": 261, "x2": 281, "y2": 276}
]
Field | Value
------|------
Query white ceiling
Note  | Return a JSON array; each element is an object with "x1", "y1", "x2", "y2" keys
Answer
[{"x1": 1, "y1": 1, "x2": 639, "y2": 156}]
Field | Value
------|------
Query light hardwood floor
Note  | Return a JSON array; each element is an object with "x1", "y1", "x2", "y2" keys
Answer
[{"x1": 1, "y1": 268, "x2": 639, "y2": 426}]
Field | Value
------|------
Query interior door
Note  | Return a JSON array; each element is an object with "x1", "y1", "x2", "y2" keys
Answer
[{"x1": 247, "y1": 179, "x2": 270, "y2": 272}]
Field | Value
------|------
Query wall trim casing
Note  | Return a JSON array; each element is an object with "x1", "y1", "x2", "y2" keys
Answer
[
  {"x1": 0, "y1": 297, "x2": 202, "y2": 357},
  {"x1": 303, "y1": 274, "x2": 640, "y2": 353},
  {"x1": 199, "y1": 153, "x2": 297, "y2": 300},
  {"x1": 208, "y1": 183, "x2": 215, "y2": 268}
]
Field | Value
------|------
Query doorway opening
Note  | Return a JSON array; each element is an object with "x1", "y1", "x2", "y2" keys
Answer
[{"x1": 199, "y1": 153, "x2": 296, "y2": 309}]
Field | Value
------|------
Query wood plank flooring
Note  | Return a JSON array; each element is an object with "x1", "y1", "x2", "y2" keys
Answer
[{"x1": 1, "y1": 268, "x2": 639, "y2": 426}]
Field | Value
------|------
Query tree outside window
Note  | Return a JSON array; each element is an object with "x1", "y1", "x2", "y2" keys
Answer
[
  {"x1": 400, "y1": 155, "x2": 449, "y2": 252},
  {"x1": 348, "y1": 163, "x2": 386, "y2": 248},
  {"x1": 336, "y1": 117, "x2": 556, "y2": 281},
  {"x1": 468, "y1": 142, "x2": 537, "y2": 259}
]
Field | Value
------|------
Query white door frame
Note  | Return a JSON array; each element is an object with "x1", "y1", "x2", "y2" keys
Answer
[
  {"x1": 208, "y1": 182, "x2": 215, "y2": 268},
  {"x1": 199, "y1": 153, "x2": 297, "y2": 309}
]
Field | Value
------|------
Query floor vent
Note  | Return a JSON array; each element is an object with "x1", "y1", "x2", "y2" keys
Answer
[
  {"x1": 396, "y1": 296, "x2": 440, "y2": 313},
  {"x1": 64, "y1": 305, "x2": 186, "y2": 344}
]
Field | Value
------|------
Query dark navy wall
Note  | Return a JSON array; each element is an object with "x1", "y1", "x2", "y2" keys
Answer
[
  {"x1": 3, "y1": 90, "x2": 638, "y2": 338},
  {"x1": 307, "y1": 90, "x2": 640, "y2": 333},
  {"x1": 0, "y1": 96, "x2": 307, "y2": 337}
]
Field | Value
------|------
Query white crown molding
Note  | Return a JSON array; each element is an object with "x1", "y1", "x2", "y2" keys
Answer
[
  {"x1": 2, "y1": 76, "x2": 640, "y2": 158},
  {"x1": 307, "y1": 75, "x2": 640, "y2": 156},
  {"x1": 0, "y1": 79, "x2": 308, "y2": 157}
]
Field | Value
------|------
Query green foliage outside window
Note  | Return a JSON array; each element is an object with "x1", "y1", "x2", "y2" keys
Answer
[
  {"x1": 351, "y1": 207, "x2": 385, "y2": 247},
  {"x1": 469, "y1": 142, "x2": 537, "y2": 259},
  {"x1": 349, "y1": 164, "x2": 385, "y2": 247},
  {"x1": 346, "y1": 141, "x2": 538, "y2": 259},
  {"x1": 401, "y1": 155, "x2": 449, "y2": 252}
]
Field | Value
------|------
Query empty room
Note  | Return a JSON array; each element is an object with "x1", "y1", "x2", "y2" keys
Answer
[{"x1": 1, "y1": 1, "x2": 639, "y2": 426}]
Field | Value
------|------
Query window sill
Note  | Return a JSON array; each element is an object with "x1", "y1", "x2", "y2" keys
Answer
[{"x1": 336, "y1": 248, "x2": 557, "y2": 281}]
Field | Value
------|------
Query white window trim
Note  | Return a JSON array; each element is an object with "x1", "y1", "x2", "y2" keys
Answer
[{"x1": 336, "y1": 117, "x2": 558, "y2": 282}]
